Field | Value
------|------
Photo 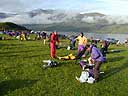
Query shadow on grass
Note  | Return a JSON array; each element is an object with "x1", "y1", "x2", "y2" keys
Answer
[
  {"x1": 0, "y1": 43, "x2": 43, "y2": 50},
  {"x1": 0, "y1": 43, "x2": 24, "y2": 46},
  {"x1": 0, "y1": 79, "x2": 38, "y2": 96},
  {"x1": 0, "y1": 53, "x2": 49, "y2": 58},
  {"x1": 100, "y1": 61, "x2": 128, "y2": 81},
  {"x1": 0, "y1": 49, "x2": 43, "y2": 54},
  {"x1": 0, "y1": 43, "x2": 24, "y2": 48},
  {"x1": 107, "y1": 56, "x2": 125, "y2": 63},
  {"x1": 0, "y1": 54, "x2": 18, "y2": 58},
  {"x1": 23, "y1": 55, "x2": 43, "y2": 58},
  {"x1": 107, "y1": 50, "x2": 125, "y2": 54}
]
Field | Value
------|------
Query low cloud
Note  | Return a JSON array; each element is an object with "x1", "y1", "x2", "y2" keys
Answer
[
  {"x1": 0, "y1": 14, "x2": 52, "y2": 24},
  {"x1": 105, "y1": 16, "x2": 128, "y2": 24},
  {"x1": 0, "y1": 10, "x2": 78, "y2": 24},
  {"x1": 1, "y1": 10, "x2": 128, "y2": 24},
  {"x1": 81, "y1": 15, "x2": 128, "y2": 24}
]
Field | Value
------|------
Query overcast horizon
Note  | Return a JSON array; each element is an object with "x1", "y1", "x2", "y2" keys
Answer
[{"x1": 0, "y1": 0, "x2": 128, "y2": 16}]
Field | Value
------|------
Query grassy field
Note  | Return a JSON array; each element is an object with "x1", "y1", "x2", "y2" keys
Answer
[{"x1": 0, "y1": 39, "x2": 128, "y2": 96}]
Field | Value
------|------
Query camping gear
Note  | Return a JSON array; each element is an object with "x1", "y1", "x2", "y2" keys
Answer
[
  {"x1": 80, "y1": 61, "x2": 94, "y2": 71},
  {"x1": 86, "y1": 77, "x2": 95, "y2": 84},
  {"x1": 76, "y1": 70, "x2": 95, "y2": 83},
  {"x1": 77, "y1": 60, "x2": 104, "y2": 83},
  {"x1": 42, "y1": 60, "x2": 58, "y2": 68},
  {"x1": 110, "y1": 50, "x2": 122, "y2": 53},
  {"x1": 67, "y1": 46, "x2": 71, "y2": 50},
  {"x1": 76, "y1": 59, "x2": 96, "y2": 84},
  {"x1": 58, "y1": 54, "x2": 76, "y2": 60},
  {"x1": 76, "y1": 71, "x2": 89, "y2": 83}
]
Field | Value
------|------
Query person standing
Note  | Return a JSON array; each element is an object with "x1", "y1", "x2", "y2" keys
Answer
[
  {"x1": 50, "y1": 31, "x2": 59, "y2": 58},
  {"x1": 69, "y1": 35, "x2": 76, "y2": 49},
  {"x1": 20, "y1": 31, "x2": 25, "y2": 41},
  {"x1": 100, "y1": 40, "x2": 110, "y2": 57},
  {"x1": 75, "y1": 32, "x2": 87, "y2": 60},
  {"x1": 76, "y1": 32, "x2": 87, "y2": 53},
  {"x1": 42, "y1": 31, "x2": 47, "y2": 45}
]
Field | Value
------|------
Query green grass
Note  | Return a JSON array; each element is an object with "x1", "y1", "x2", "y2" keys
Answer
[{"x1": 0, "y1": 39, "x2": 128, "y2": 96}]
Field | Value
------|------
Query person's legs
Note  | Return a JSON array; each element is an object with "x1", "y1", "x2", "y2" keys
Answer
[
  {"x1": 44, "y1": 39, "x2": 46, "y2": 45},
  {"x1": 50, "y1": 43, "x2": 56, "y2": 58},
  {"x1": 76, "y1": 45, "x2": 85, "y2": 60},
  {"x1": 72, "y1": 41, "x2": 76, "y2": 48},
  {"x1": 78, "y1": 45, "x2": 81, "y2": 53},
  {"x1": 70, "y1": 42, "x2": 73, "y2": 49},
  {"x1": 93, "y1": 61, "x2": 102, "y2": 81},
  {"x1": 78, "y1": 45, "x2": 84, "y2": 53}
]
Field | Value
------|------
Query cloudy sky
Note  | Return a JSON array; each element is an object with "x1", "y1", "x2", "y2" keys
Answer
[{"x1": 0, "y1": 0, "x2": 128, "y2": 15}]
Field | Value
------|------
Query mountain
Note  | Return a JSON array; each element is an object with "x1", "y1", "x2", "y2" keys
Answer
[
  {"x1": 0, "y1": 9, "x2": 128, "y2": 33},
  {"x1": 0, "y1": 13, "x2": 9, "y2": 19},
  {"x1": 0, "y1": 22, "x2": 29, "y2": 31},
  {"x1": 0, "y1": 12, "x2": 16, "y2": 19}
]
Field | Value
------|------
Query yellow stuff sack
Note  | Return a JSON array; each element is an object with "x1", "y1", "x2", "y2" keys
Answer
[{"x1": 58, "y1": 54, "x2": 76, "y2": 60}]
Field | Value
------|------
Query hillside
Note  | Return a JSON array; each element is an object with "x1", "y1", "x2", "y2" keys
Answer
[
  {"x1": 23, "y1": 21, "x2": 97, "y2": 32},
  {"x1": 23, "y1": 22, "x2": 128, "y2": 33},
  {"x1": 0, "y1": 22, "x2": 29, "y2": 31}
]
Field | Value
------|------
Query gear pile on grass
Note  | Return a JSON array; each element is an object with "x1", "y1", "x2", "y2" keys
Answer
[{"x1": 42, "y1": 60, "x2": 59, "y2": 68}]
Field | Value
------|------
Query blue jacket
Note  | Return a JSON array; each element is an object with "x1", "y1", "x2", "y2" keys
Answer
[{"x1": 90, "y1": 45, "x2": 105, "y2": 62}]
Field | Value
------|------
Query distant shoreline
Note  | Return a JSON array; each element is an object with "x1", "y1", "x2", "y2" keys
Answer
[{"x1": 45, "y1": 31, "x2": 128, "y2": 43}]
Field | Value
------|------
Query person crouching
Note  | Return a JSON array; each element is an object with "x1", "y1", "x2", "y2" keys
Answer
[{"x1": 86, "y1": 44, "x2": 106, "y2": 82}]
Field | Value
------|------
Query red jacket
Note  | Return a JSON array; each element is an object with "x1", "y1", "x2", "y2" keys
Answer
[{"x1": 50, "y1": 32, "x2": 59, "y2": 44}]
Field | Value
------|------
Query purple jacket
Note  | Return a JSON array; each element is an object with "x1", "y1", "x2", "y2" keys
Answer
[{"x1": 90, "y1": 45, "x2": 105, "y2": 62}]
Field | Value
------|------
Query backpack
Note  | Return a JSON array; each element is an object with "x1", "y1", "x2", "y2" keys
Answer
[{"x1": 76, "y1": 70, "x2": 95, "y2": 84}]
